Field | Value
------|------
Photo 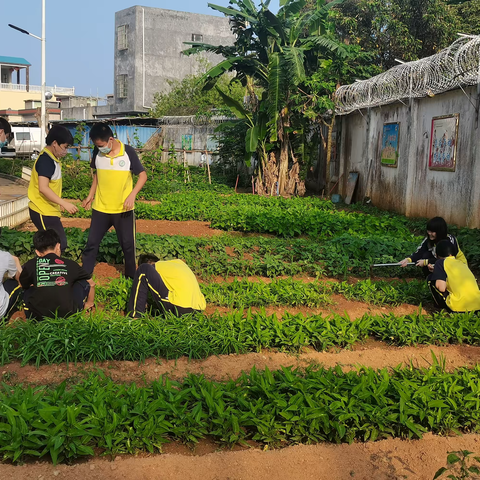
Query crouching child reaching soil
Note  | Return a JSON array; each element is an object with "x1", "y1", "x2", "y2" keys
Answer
[
  {"x1": 399, "y1": 216, "x2": 467, "y2": 276},
  {"x1": 127, "y1": 254, "x2": 206, "y2": 318},
  {"x1": 427, "y1": 239, "x2": 480, "y2": 313},
  {"x1": 20, "y1": 229, "x2": 95, "y2": 321}
]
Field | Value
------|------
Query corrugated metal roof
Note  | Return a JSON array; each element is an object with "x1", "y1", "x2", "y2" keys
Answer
[
  {"x1": 64, "y1": 124, "x2": 160, "y2": 161},
  {"x1": 0, "y1": 56, "x2": 31, "y2": 66}
]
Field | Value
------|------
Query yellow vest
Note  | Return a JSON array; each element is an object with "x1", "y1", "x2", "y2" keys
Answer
[
  {"x1": 28, "y1": 149, "x2": 62, "y2": 217},
  {"x1": 444, "y1": 256, "x2": 480, "y2": 312},
  {"x1": 155, "y1": 259, "x2": 206, "y2": 311},
  {"x1": 92, "y1": 142, "x2": 134, "y2": 214}
]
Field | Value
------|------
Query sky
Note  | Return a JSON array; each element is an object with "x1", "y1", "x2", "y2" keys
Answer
[{"x1": 1, "y1": 1, "x2": 279, "y2": 99}]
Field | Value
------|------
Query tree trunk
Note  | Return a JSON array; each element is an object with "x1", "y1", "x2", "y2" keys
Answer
[
  {"x1": 323, "y1": 114, "x2": 336, "y2": 191},
  {"x1": 277, "y1": 108, "x2": 290, "y2": 195},
  {"x1": 278, "y1": 137, "x2": 289, "y2": 195}
]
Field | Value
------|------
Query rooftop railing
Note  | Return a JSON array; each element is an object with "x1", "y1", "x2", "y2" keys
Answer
[{"x1": 0, "y1": 83, "x2": 75, "y2": 95}]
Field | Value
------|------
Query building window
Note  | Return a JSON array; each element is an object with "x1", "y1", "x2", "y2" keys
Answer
[
  {"x1": 117, "y1": 75, "x2": 128, "y2": 98},
  {"x1": 191, "y1": 33, "x2": 203, "y2": 42},
  {"x1": 117, "y1": 24, "x2": 128, "y2": 50}
]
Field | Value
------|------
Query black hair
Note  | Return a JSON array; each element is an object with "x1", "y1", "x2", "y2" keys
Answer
[
  {"x1": 436, "y1": 239, "x2": 455, "y2": 258},
  {"x1": 426, "y1": 216, "x2": 448, "y2": 244},
  {"x1": 45, "y1": 125, "x2": 74, "y2": 146},
  {"x1": 138, "y1": 253, "x2": 160, "y2": 266},
  {"x1": 33, "y1": 229, "x2": 61, "y2": 253},
  {"x1": 90, "y1": 123, "x2": 114, "y2": 143},
  {"x1": 0, "y1": 117, "x2": 12, "y2": 135}
]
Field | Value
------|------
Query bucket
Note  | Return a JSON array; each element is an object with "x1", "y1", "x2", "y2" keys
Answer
[{"x1": 331, "y1": 194, "x2": 342, "y2": 203}]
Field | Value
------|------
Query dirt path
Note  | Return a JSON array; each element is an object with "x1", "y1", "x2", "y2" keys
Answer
[
  {"x1": 205, "y1": 298, "x2": 426, "y2": 319},
  {"x1": 2, "y1": 342, "x2": 478, "y2": 386},
  {"x1": 1, "y1": 433, "x2": 479, "y2": 480},
  {"x1": 21, "y1": 218, "x2": 224, "y2": 237}
]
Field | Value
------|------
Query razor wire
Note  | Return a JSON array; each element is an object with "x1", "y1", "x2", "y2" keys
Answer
[{"x1": 335, "y1": 35, "x2": 480, "y2": 115}]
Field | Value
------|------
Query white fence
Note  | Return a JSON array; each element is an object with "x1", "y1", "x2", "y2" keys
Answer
[
  {"x1": 0, "y1": 83, "x2": 75, "y2": 95},
  {"x1": 0, "y1": 195, "x2": 29, "y2": 228}
]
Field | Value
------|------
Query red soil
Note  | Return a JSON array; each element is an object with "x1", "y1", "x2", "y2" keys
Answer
[{"x1": 1, "y1": 433, "x2": 480, "y2": 480}]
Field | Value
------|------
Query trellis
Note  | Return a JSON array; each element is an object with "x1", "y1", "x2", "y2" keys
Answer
[{"x1": 335, "y1": 35, "x2": 480, "y2": 115}]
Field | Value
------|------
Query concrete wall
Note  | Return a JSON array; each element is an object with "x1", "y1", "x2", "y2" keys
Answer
[
  {"x1": 338, "y1": 85, "x2": 480, "y2": 228},
  {"x1": 160, "y1": 122, "x2": 219, "y2": 166},
  {"x1": 114, "y1": 6, "x2": 234, "y2": 114}
]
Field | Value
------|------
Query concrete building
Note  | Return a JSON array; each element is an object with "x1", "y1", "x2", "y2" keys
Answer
[
  {"x1": 112, "y1": 6, "x2": 235, "y2": 116},
  {"x1": 0, "y1": 55, "x2": 75, "y2": 123}
]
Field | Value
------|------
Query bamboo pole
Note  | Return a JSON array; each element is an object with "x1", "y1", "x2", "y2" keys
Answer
[{"x1": 183, "y1": 149, "x2": 187, "y2": 183}]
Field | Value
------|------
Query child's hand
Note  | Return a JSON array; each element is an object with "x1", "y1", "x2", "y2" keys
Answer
[
  {"x1": 62, "y1": 201, "x2": 78, "y2": 215},
  {"x1": 82, "y1": 196, "x2": 93, "y2": 210},
  {"x1": 123, "y1": 193, "x2": 136, "y2": 211}
]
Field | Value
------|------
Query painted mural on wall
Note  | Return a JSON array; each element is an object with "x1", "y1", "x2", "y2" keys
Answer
[
  {"x1": 381, "y1": 123, "x2": 400, "y2": 167},
  {"x1": 181, "y1": 134, "x2": 193, "y2": 150},
  {"x1": 429, "y1": 114, "x2": 459, "y2": 172}
]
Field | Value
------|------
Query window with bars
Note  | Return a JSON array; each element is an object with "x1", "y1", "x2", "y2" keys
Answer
[
  {"x1": 117, "y1": 24, "x2": 128, "y2": 50},
  {"x1": 117, "y1": 75, "x2": 128, "y2": 98},
  {"x1": 191, "y1": 33, "x2": 203, "y2": 42}
]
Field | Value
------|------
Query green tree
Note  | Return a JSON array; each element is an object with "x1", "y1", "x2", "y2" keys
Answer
[
  {"x1": 149, "y1": 60, "x2": 244, "y2": 118},
  {"x1": 184, "y1": 0, "x2": 347, "y2": 196},
  {"x1": 451, "y1": 0, "x2": 480, "y2": 34},
  {"x1": 331, "y1": 0, "x2": 461, "y2": 70}
]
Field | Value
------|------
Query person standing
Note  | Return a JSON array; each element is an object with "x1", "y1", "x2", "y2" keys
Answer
[
  {"x1": 28, "y1": 125, "x2": 78, "y2": 253},
  {"x1": 81, "y1": 123, "x2": 147, "y2": 278}
]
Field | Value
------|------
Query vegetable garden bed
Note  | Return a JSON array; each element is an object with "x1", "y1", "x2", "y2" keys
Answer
[{"x1": 2, "y1": 195, "x2": 480, "y2": 479}]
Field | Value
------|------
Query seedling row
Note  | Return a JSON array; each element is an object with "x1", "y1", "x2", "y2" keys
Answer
[
  {"x1": 2, "y1": 309, "x2": 480, "y2": 366},
  {"x1": 1, "y1": 360, "x2": 480, "y2": 464}
]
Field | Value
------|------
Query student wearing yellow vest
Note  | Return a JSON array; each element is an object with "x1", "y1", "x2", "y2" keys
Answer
[
  {"x1": 399, "y1": 216, "x2": 467, "y2": 276},
  {"x1": 127, "y1": 254, "x2": 206, "y2": 318},
  {"x1": 81, "y1": 123, "x2": 147, "y2": 278},
  {"x1": 428, "y1": 239, "x2": 480, "y2": 312},
  {"x1": 28, "y1": 125, "x2": 78, "y2": 252}
]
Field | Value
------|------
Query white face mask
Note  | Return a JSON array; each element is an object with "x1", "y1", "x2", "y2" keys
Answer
[{"x1": 98, "y1": 139, "x2": 112, "y2": 154}]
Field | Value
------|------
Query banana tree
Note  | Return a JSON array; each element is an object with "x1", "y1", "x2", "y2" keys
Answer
[{"x1": 183, "y1": 0, "x2": 346, "y2": 196}]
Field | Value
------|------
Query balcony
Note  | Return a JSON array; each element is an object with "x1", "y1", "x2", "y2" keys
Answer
[{"x1": 0, "y1": 83, "x2": 75, "y2": 96}]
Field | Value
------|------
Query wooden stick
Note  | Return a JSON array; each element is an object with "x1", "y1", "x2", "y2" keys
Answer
[
  {"x1": 235, "y1": 175, "x2": 239, "y2": 193},
  {"x1": 328, "y1": 173, "x2": 344, "y2": 196},
  {"x1": 205, "y1": 151, "x2": 211, "y2": 184}
]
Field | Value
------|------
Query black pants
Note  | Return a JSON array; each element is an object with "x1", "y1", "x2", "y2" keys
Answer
[
  {"x1": 427, "y1": 280, "x2": 452, "y2": 312},
  {"x1": 2, "y1": 279, "x2": 23, "y2": 320},
  {"x1": 82, "y1": 209, "x2": 136, "y2": 279},
  {"x1": 127, "y1": 263, "x2": 195, "y2": 318},
  {"x1": 29, "y1": 208, "x2": 67, "y2": 253},
  {"x1": 23, "y1": 280, "x2": 90, "y2": 321}
]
